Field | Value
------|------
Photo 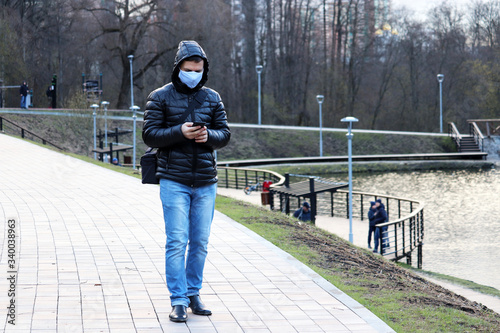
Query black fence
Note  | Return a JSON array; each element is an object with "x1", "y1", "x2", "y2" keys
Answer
[
  {"x1": 333, "y1": 190, "x2": 424, "y2": 268},
  {"x1": 0, "y1": 116, "x2": 64, "y2": 150},
  {"x1": 218, "y1": 166, "x2": 285, "y2": 190},
  {"x1": 218, "y1": 166, "x2": 424, "y2": 268}
]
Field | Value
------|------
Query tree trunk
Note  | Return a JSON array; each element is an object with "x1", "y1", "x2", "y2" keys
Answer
[{"x1": 117, "y1": 56, "x2": 131, "y2": 109}]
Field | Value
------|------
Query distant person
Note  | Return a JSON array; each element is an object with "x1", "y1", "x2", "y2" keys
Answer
[
  {"x1": 46, "y1": 85, "x2": 56, "y2": 108},
  {"x1": 294, "y1": 201, "x2": 311, "y2": 222},
  {"x1": 372, "y1": 199, "x2": 388, "y2": 253},
  {"x1": 20, "y1": 81, "x2": 28, "y2": 109},
  {"x1": 112, "y1": 157, "x2": 121, "y2": 166},
  {"x1": 367, "y1": 201, "x2": 377, "y2": 249}
]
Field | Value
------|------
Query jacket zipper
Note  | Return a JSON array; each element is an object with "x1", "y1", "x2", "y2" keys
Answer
[{"x1": 189, "y1": 93, "x2": 198, "y2": 186}]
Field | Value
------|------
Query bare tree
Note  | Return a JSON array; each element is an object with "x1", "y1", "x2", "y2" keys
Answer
[
  {"x1": 76, "y1": 0, "x2": 175, "y2": 108},
  {"x1": 256, "y1": 0, "x2": 320, "y2": 125},
  {"x1": 3, "y1": 0, "x2": 500, "y2": 133},
  {"x1": 368, "y1": 30, "x2": 401, "y2": 129},
  {"x1": 467, "y1": 0, "x2": 500, "y2": 56}
]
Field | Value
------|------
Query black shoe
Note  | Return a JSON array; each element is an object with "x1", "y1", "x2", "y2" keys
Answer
[
  {"x1": 188, "y1": 295, "x2": 212, "y2": 316},
  {"x1": 169, "y1": 305, "x2": 187, "y2": 322}
]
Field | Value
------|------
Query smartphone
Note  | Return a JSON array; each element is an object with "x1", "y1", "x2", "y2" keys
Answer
[{"x1": 192, "y1": 122, "x2": 205, "y2": 127}]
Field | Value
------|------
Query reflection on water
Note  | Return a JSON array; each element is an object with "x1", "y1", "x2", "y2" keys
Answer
[{"x1": 333, "y1": 169, "x2": 500, "y2": 290}]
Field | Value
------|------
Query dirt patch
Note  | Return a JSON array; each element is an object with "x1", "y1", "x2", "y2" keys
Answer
[
  {"x1": 231, "y1": 200, "x2": 498, "y2": 322},
  {"x1": 293, "y1": 222, "x2": 493, "y2": 316},
  {"x1": 233, "y1": 202, "x2": 500, "y2": 329}
]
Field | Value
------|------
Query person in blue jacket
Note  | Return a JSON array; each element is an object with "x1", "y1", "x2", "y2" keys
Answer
[
  {"x1": 294, "y1": 202, "x2": 311, "y2": 221},
  {"x1": 373, "y1": 199, "x2": 388, "y2": 253},
  {"x1": 367, "y1": 201, "x2": 377, "y2": 249}
]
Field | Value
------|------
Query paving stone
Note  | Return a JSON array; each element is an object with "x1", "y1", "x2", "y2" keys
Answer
[{"x1": 0, "y1": 134, "x2": 394, "y2": 332}]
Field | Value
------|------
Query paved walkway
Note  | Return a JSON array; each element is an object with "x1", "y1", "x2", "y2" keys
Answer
[{"x1": 0, "y1": 134, "x2": 394, "y2": 332}]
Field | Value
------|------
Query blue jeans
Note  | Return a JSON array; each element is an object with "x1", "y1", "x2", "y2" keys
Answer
[
  {"x1": 20, "y1": 95, "x2": 26, "y2": 108},
  {"x1": 374, "y1": 226, "x2": 389, "y2": 252},
  {"x1": 367, "y1": 225, "x2": 376, "y2": 247},
  {"x1": 160, "y1": 179, "x2": 217, "y2": 307}
]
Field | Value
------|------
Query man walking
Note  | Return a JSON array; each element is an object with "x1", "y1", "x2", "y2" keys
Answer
[{"x1": 142, "y1": 40, "x2": 230, "y2": 323}]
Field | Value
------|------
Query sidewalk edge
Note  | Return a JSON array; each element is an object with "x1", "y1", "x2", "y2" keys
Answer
[{"x1": 214, "y1": 210, "x2": 396, "y2": 333}]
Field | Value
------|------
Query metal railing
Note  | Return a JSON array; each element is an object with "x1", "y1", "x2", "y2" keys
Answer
[
  {"x1": 331, "y1": 190, "x2": 424, "y2": 268},
  {"x1": 448, "y1": 122, "x2": 462, "y2": 150},
  {"x1": 218, "y1": 166, "x2": 285, "y2": 190},
  {"x1": 218, "y1": 166, "x2": 424, "y2": 268},
  {"x1": 467, "y1": 119, "x2": 500, "y2": 137},
  {"x1": 374, "y1": 203, "x2": 424, "y2": 268},
  {"x1": 469, "y1": 122, "x2": 484, "y2": 152},
  {"x1": 0, "y1": 116, "x2": 64, "y2": 150}
]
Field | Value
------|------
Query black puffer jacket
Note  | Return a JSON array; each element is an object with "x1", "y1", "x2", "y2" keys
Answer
[{"x1": 142, "y1": 41, "x2": 230, "y2": 187}]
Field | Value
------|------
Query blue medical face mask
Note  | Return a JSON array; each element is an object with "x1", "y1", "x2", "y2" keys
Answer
[{"x1": 179, "y1": 69, "x2": 203, "y2": 88}]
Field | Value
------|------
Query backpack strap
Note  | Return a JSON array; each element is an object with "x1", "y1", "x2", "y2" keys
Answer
[{"x1": 178, "y1": 89, "x2": 208, "y2": 124}]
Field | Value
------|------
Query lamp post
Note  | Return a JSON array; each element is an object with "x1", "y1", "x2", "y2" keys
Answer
[
  {"x1": 128, "y1": 55, "x2": 135, "y2": 110},
  {"x1": 316, "y1": 95, "x2": 325, "y2": 157},
  {"x1": 101, "y1": 101, "x2": 110, "y2": 162},
  {"x1": 91, "y1": 104, "x2": 99, "y2": 160},
  {"x1": 130, "y1": 105, "x2": 140, "y2": 170},
  {"x1": 256, "y1": 65, "x2": 263, "y2": 125},
  {"x1": 341, "y1": 116, "x2": 359, "y2": 244},
  {"x1": 437, "y1": 74, "x2": 444, "y2": 133}
]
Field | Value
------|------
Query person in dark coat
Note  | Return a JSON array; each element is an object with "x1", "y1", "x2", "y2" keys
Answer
[
  {"x1": 373, "y1": 199, "x2": 388, "y2": 253},
  {"x1": 367, "y1": 201, "x2": 377, "y2": 249},
  {"x1": 142, "y1": 40, "x2": 231, "y2": 323},
  {"x1": 294, "y1": 201, "x2": 311, "y2": 221},
  {"x1": 19, "y1": 81, "x2": 28, "y2": 109},
  {"x1": 46, "y1": 86, "x2": 56, "y2": 108}
]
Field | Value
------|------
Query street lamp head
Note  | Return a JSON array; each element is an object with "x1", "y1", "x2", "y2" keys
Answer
[
  {"x1": 130, "y1": 105, "x2": 140, "y2": 111},
  {"x1": 90, "y1": 104, "x2": 99, "y2": 109},
  {"x1": 437, "y1": 74, "x2": 444, "y2": 83},
  {"x1": 255, "y1": 65, "x2": 263, "y2": 74},
  {"x1": 101, "y1": 101, "x2": 110, "y2": 106},
  {"x1": 128, "y1": 55, "x2": 134, "y2": 60},
  {"x1": 316, "y1": 95, "x2": 324, "y2": 104},
  {"x1": 341, "y1": 116, "x2": 359, "y2": 123}
]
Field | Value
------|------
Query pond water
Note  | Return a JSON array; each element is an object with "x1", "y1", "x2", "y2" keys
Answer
[{"x1": 332, "y1": 168, "x2": 500, "y2": 291}]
